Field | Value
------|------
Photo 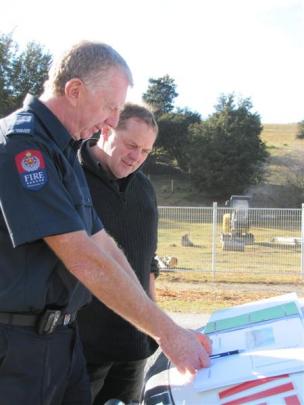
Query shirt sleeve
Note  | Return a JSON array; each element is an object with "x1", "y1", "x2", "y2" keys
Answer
[
  {"x1": 148, "y1": 178, "x2": 160, "y2": 278},
  {"x1": 150, "y1": 255, "x2": 160, "y2": 278},
  {"x1": 91, "y1": 206, "x2": 103, "y2": 235},
  {"x1": 0, "y1": 136, "x2": 89, "y2": 247}
]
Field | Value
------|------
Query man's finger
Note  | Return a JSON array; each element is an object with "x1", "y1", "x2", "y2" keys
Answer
[
  {"x1": 199, "y1": 348, "x2": 210, "y2": 368},
  {"x1": 176, "y1": 365, "x2": 186, "y2": 374},
  {"x1": 177, "y1": 364, "x2": 196, "y2": 376},
  {"x1": 197, "y1": 332, "x2": 213, "y2": 354}
]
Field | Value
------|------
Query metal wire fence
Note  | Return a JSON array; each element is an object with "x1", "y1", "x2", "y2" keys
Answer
[{"x1": 157, "y1": 204, "x2": 304, "y2": 277}]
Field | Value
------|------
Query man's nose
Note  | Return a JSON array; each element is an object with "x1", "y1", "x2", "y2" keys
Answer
[
  {"x1": 105, "y1": 109, "x2": 120, "y2": 129},
  {"x1": 129, "y1": 148, "x2": 141, "y2": 162}
]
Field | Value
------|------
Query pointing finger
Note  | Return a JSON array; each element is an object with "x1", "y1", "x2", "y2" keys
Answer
[{"x1": 197, "y1": 332, "x2": 213, "y2": 354}]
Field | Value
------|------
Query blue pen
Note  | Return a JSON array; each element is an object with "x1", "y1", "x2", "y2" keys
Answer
[{"x1": 210, "y1": 349, "x2": 243, "y2": 359}]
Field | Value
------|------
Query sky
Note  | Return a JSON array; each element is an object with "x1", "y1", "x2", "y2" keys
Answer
[{"x1": 1, "y1": 0, "x2": 304, "y2": 123}]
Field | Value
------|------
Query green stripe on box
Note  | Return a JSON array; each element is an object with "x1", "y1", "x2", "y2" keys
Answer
[{"x1": 204, "y1": 302, "x2": 299, "y2": 334}]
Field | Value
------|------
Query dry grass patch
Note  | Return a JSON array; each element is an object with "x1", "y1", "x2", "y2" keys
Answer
[{"x1": 261, "y1": 124, "x2": 299, "y2": 154}]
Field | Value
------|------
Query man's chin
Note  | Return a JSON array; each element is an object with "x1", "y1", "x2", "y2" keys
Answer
[
  {"x1": 115, "y1": 169, "x2": 131, "y2": 179},
  {"x1": 80, "y1": 130, "x2": 95, "y2": 140}
]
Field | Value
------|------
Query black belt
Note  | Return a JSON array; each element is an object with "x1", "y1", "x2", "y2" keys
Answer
[{"x1": 0, "y1": 310, "x2": 77, "y2": 335}]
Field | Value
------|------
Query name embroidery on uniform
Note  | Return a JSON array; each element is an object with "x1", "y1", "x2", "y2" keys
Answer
[
  {"x1": 15, "y1": 149, "x2": 48, "y2": 190},
  {"x1": 7, "y1": 112, "x2": 34, "y2": 136}
]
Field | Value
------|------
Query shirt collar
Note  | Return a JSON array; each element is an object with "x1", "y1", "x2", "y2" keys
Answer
[
  {"x1": 79, "y1": 138, "x2": 100, "y2": 173},
  {"x1": 79, "y1": 138, "x2": 135, "y2": 188},
  {"x1": 23, "y1": 94, "x2": 72, "y2": 151}
]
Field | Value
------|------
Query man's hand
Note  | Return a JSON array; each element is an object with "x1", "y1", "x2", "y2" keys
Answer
[{"x1": 158, "y1": 325, "x2": 212, "y2": 375}]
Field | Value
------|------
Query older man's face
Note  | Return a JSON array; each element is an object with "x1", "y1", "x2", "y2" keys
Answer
[{"x1": 76, "y1": 67, "x2": 129, "y2": 140}]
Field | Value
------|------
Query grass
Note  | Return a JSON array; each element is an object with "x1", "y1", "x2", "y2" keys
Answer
[
  {"x1": 260, "y1": 123, "x2": 304, "y2": 187},
  {"x1": 261, "y1": 123, "x2": 299, "y2": 155},
  {"x1": 149, "y1": 175, "x2": 212, "y2": 206},
  {"x1": 157, "y1": 218, "x2": 301, "y2": 274}
]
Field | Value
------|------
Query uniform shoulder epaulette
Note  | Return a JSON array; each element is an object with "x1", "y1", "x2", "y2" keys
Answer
[{"x1": 6, "y1": 111, "x2": 34, "y2": 137}]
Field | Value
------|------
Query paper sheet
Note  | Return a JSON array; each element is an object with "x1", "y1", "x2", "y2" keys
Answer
[{"x1": 193, "y1": 317, "x2": 304, "y2": 392}]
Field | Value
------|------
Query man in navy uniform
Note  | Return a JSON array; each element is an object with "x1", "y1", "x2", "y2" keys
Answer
[{"x1": 0, "y1": 40, "x2": 211, "y2": 405}]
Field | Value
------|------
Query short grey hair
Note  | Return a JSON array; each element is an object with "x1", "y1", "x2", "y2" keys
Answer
[{"x1": 44, "y1": 40, "x2": 133, "y2": 96}]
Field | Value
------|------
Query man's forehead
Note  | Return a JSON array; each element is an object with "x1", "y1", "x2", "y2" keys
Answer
[
  {"x1": 116, "y1": 121, "x2": 156, "y2": 144},
  {"x1": 103, "y1": 68, "x2": 129, "y2": 101}
]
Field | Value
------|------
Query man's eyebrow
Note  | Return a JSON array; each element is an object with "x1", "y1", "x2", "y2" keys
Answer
[{"x1": 143, "y1": 147, "x2": 153, "y2": 153}]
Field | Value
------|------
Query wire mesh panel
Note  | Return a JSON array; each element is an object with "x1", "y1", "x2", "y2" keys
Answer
[
  {"x1": 157, "y1": 206, "x2": 302, "y2": 276},
  {"x1": 157, "y1": 206, "x2": 214, "y2": 272},
  {"x1": 215, "y1": 207, "x2": 301, "y2": 275}
]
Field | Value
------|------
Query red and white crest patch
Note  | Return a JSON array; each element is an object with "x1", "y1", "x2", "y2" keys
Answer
[{"x1": 15, "y1": 149, "x2": 48, "y2": 190}]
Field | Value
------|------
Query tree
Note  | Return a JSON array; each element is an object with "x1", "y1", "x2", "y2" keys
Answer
[
  {"x1": 296, "y1": 120, "x2": 304, "y2": 139},
  {"x1": 0, "y1": 33, "x2": 52, "y2": 117},
  {"x1": 156, "y1": 108, "x2": 201, "y2": 171},
  {"x1": 187, "y1": 94, "x2": 268, "y2": 198},
  {"x1": 142, "y1": 75, "x2": 178, "y2": 116},
  {"x1": 0, "y1": 33, "x2": 15, "y2": 116}
]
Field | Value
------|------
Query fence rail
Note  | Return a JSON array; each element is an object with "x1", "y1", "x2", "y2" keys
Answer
[{"x1": 157, "y1": 204, "x2": 304, "y2": 277}]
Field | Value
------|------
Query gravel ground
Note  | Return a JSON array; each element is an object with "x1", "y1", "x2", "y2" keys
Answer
[{"x1": 165, "y1": 311, "x2": 210, "y2": 329}]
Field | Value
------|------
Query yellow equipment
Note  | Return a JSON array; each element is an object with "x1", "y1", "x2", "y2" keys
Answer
[{"x1": 221, "y1": 195, "x2": 255, "y2": 251}]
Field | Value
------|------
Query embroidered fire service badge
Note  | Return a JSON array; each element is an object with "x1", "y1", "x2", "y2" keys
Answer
[{"x1": 15, "y1": 149, "x2": 48, "y2": 190}]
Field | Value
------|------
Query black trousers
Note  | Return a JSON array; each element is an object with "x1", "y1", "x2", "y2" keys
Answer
[
  {"x1": 88, "y1": 358, "x2": 147, "y2": 404},
  {"x1": 0, "y1": 323, "x2": 91, "y2": 405}
]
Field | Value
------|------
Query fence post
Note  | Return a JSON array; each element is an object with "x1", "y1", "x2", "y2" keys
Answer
[
  {"x1": 301, "y1": 203, "x2": 304, "y2": 279},
  {"x1": 212, "y1": 202, "x2": 217, "y2": 280}
]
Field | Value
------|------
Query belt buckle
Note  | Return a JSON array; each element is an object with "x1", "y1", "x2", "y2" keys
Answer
[{"x1": 37, "y1": 309, "x2": 61, "y2": 335}]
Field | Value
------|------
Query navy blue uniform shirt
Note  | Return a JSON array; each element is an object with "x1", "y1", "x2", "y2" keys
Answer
[{"x1": 0, "y1": 95, "x2": 103, "y2": 313}]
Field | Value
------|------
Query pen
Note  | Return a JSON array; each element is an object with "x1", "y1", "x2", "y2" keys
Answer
[{"x1": 210, "y1": 349, "x2": 243, "y2": 359}]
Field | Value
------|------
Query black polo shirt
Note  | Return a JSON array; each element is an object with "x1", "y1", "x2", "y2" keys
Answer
[{"x1": 0, "y1": 95, "x2": 103, "y2": 313}]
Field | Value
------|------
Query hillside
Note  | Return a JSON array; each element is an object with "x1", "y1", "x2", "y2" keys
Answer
[{"x1": 149, "y1": 123, "x2": 304, "y2": 208}]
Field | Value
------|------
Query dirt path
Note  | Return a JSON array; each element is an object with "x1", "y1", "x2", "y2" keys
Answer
[
  {"x1": 166, "y1": 311, "x2": 210, "y2": 329},
  {"x1": 156, "y1": 280, "x2": 304, "y2": 311},
  {"x1": 158, "y1": 280, "x2": 304, "y2": 295}
]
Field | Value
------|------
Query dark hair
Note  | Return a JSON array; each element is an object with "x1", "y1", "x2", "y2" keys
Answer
[{"x1": 117, "y1": 103, "x2": 158, "y2": 135}]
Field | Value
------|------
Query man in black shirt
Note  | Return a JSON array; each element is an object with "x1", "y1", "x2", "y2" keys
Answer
[{"x1": 78, "y1": 104, "x2": 159, "y2": 403}]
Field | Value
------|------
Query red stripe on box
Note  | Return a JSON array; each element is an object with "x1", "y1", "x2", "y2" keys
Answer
[
  {"x1": 219, "y1": 375, "x2": 289, "y2": 399},
  {"x1": 221, "y1": 382, "x2": 294, "y2": 405},
  {"x1": 285, "y1": 395, "x2": 301, "y2": 405}
]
